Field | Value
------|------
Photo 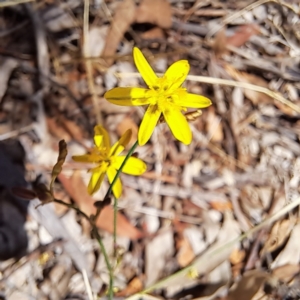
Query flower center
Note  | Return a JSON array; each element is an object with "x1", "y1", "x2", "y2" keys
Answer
[{"x1": 150, "y1": 78, "x2": 185, "y2": 111}]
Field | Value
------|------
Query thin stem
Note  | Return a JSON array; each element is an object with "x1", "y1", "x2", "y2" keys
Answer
[
  {"x1": 53, "y1": 199, "x2": 91, "y2": 221},
  {"x1": 92, "y1": 228, "x2": 114, "y2": 299},
  {"x1": 91, "y1": 140, "x2": 138, "y2": 299},
  {"x1": 113, "y1": 196, "x2": 118, "y2": 257}
]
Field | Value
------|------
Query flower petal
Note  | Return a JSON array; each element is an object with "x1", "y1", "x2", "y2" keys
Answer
[
  {"x1": 72, "y1": 154, "x2": 94, "y2": 163},
  {"x1": 87, "y1": 169, "x2": 106, "y2": 195},
  {"x1": 104, "y1": 87, "x2": 152, "y2": 106},
  {"x1": 110, "y1": 129, "x2": 132, "y2": 157},
  {"x1": 133, "y1": 47, "x2": 158, "y2": 88},
  {"x1": 163, "y1": 108, "x2": 192, "y2": 145},
  {"x1": 164, "y1": 60, "x2": 189, "y2": 92},
  {"x1": 138, "y1": 104, "x2": 161, "y2": 146},
  {"x1": 107, "y1": 167, "x2": 122, "y2": 198},
  {"x1": 174, "y1": 91, "x2": 212, "y2": 108},
  {"x1": 113, "y1": 156, "x2": 147, "y2": 175},
  {"x1": 94, "y1": 125, "x2": 111, "y2": 150}
]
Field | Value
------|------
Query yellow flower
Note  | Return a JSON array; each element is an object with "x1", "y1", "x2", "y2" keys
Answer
[
  {"x1": 72, "y1": 125, "x2": 147, "y2": 198},
  {"x1": 104, "y1": 47, "x2": 212, "y2": 146}
]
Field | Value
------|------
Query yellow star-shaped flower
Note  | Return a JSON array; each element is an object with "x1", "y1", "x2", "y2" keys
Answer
[
  {"x1": 72, "y1": 125, "x2": 147, "y2": 198},
  {"x1": 104, "y1": 47, "x2": 212, "y2": 146}
]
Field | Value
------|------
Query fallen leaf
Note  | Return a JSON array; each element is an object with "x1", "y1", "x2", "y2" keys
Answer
[
  {"x1": 227, "y1": 24, "x2": 260, "y2": 48},
  {"x1": 210, "y1": 201, "x2": 232, "y2": 212},
  {"x1": 272, "y1": 264, "x2": 300, "y2": 282},
  {"x1": 141, "y1": 27, "x2": 165, "y2": 40},
  {"x1": 271, "y1": 222, "x2": 300, "y2": 268},
  {"x1": 225, "y1": 64, "x2": 272, "y2": 105},
  {"x1": 115, "y1": 276, "x2": 143, "y2": 297},
  {"x1": 116, "y1": 116, "x2": 138, "y2": 146},
  {"x1": 228, "y1": 270, "x2": 269, "y2": 300},
  {"x1": 62, "y1": 119, "x2": 85, "y2": 142},
  {"x1": 141, "y1": 171, "x2": 178, "y2": 184},
  {"x1": 261, "y1": 219, "x2": 294, "y2": 255},
  {"x1": 212, "y1": 28, "x2": 227, "y2": 57},
  {"x1": 213, "y1": 25, "x2": 260, "y2": 57},
  {"x1": 206, "y1": 106, "x2": 223, "y2": 142},
  {"x1": 47, "y1": 117, "x2": 72, "y2": 142},
  {"x1": 230, "y1": 248, "x2": 246, "y2": 265},
  {"x1": 135, "y1": 0, "x2": 172, "y2": 29},
  {"x1": 176, "y1": 234, "x2": 195, "y2": 267},
  {"x1": 102, "y1": 0, "x2": 136, "y2": 66}
]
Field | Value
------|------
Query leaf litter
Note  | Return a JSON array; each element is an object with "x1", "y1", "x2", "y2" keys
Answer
[{"x1": 0, "y1": 0, "x2": 300, "y2": 299}]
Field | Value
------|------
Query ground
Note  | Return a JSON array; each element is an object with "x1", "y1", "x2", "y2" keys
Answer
[{"x1": 0, "y1": 0, "x2": 300, "y2": 299}]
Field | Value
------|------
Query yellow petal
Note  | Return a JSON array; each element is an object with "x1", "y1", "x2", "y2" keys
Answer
[
  {"x1": 163, "y1": 108, "x2": 192, "y2": 145},
  {"x1": 133, "y1": 47, "x2": 158, "y2": 87},
  {"x1": 72, "y1": 154, "x2": 94, "y2": 163},
  {"x1": 104, "y1": 87, "x2": 152, "y2": 106},
  {"x1": 164, "y1": 60, "x2": 189, "y2": 92},
  {"x1": 94, "y1": 125, "x2": 111, "y2": 150},
  {"x1": 113, "y1": 156, "x2": 147, "y2": 175},
  {"x1": 87, "y1": 169, "x2": 106, "y2": 195},
  {"x1": 138, "y1": 104, "x2": 161, "y2": 146},
  {"x1": 110, "y1": 129, "x2": 132, "y2": 157},
  {"x1": 107, "y1": 167, "x2": 122, "y2": 198},
  {"x1": 175, "y1": 91, "x2": 212, "y2": 108}
]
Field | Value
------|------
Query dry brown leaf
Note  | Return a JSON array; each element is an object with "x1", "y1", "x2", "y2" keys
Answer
[
  {"x1": 116, "y1": 116, "x2": 138, "y2": 146},
  {"x1": 212, "y1": 28, "x2": 227, "y2": 57},
  {"x1": 213, "y1": 25, "x2": 260, "y2": 57},
  {"x1": 230, "y1": 248, "x2": 246, "y2": 265},
  {"x1": 227, "y1": 24, "x2": 260, "y2": 48},
  {"x1": 115, "y1": 276, "x2": 143, "y2": 297},
  {"x1": 210, "y1": 201, "x2": 232, "y2": 212},
  {"x1": 271, "y1": 222, "x2": 300, "y2": 268},
  {"x1": 141, "y1": 27, "x2": 165, "y2": 40},
  {"x1": 62, "y1": 119, "x2": 85, "y2": 141},
  {"x1": 225, "y1": 64, "x2": 272, "y2": 105},
  {"x1": 102, "y1": 0, "x2": 136, "y2": 66},
  {"x1": 228, "y1": 270, "x2": 269, "y2": 300},
  {"x1": 272, "y1": 264, "x2": 300, "y2": 282},
  {"x1": 47, "y1": 117, "x2": 72, "y2": 141},
  {"x1": 261, "y1": 219, "x2": 293, "y2": 255},
  {"x1": 176, "y1": 234, "x2": 195, "y2": 267},
  {"x1": 206, "y1": 106, "x2": 223, "y2": 142},
  {"x1": 135, "y1": 0, "x2": 172, "y2": 29},
  {"x1": 141, "y1": 171, "x2": 178, "y2": 184},
  {"x1": 58, "y1": 171, "x2": 143, "y2": 239}
]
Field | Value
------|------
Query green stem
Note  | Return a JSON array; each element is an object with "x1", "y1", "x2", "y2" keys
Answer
[
  {"x1": 92, "y1": 228, "x2": 114, "y2": 299},
  {"x1": 113, "y1": 196, "x2": 118, "y2": 257},
  {"x1": 93, "y1": 140, "x2": 139, "y2": 299}
]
